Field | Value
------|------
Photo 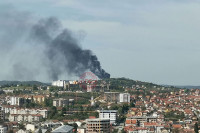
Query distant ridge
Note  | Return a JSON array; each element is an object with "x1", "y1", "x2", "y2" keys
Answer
[
  {"x1": 0, "y1": 81, "x2": 49, "y2": 86},
  {"x1": 163, "y1": 85, "x2": 200, "y2": 89},
  {"x1": 175, "y1": 86, "x2": 200, "y2": 89}
]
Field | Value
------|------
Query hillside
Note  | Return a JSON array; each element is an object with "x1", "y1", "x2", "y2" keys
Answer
[{"x1": 0, "y1": 81, "x2": 48, "y2": 86}]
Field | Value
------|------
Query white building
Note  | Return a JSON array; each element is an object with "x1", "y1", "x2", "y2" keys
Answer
[
  {"x1": 26, "y1": 124, "x2": 35, "y2": 132},
  {"x1": 0, "y1": 125, "x2": 7, "y2": 133},
  {"x1": 119, "y1": 93, "x2": 130, "y2": 103},
  {"x1": 52, "y1": 80, "x2": 66, "y2": 87},
  {"x1": 10, "y1": 97, "x2": 21, "y2": 106},
  {"x1": 0, "y1": 106, "x2": 5, "y2": 121},
  {"x1": 10, "y1": 108, "x2": 48, "y2": 118},
  {"x1": 9, "y1": 114, "x2": 43, "y2": 122},
  {"x1": 99, "y1": 110, "x2": 117, "y2": 124}
]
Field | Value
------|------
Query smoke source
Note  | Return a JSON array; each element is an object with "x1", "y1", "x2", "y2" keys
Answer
[{"x1": 0, "y1": 6, "x2": 110, "y2": 81}]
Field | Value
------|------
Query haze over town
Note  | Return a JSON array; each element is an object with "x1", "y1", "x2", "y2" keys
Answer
[{"x1": 0, "y1": 0, "x2": 200, "y2": 85}]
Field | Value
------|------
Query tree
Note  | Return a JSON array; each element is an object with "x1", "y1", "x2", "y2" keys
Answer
[
  {"x1": 7, "y1": 130, "x2": 14, "y2": 133},
  {"x1": 49, "y1": 106, "x2": 57, "y2": 119},
  {"x1": 121, "y1": 128, "x2": 126, "y2": 133},
  {"x1": 72, "y1": 123, "x2": 78, "y2": 133},
  {"x1": 38, "y1": 128, "x2": 42, "y2": 133},
  {"x1": 194, "y1": 122, "x2": 199, "y2": 133},
  {"x1": 19, "y1": 122, "x2": 25, "y2": 130},
  {"x1": 61, "y1": 107, "x2": 67, "y2": 116},
  {"x1": 54, "y1": 92, "x2": 58, "y2": 97}
]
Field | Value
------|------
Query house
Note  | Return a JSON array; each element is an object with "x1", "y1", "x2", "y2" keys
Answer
[
  {"x1": 16, "y1": 129, "x2": 28, "y2": 133},
  {"x1": 51, "y1": 125, "x2": 73, "y2": 133},
  {"x1": 33, "y1": 95, "x2": 45, "y2": 104},
  {"x1": 0, "y1": 125, "x2": 7, "y2": 133},
  {"x1": 35, "y1": 128, "x2": 47, "y2": 133}
]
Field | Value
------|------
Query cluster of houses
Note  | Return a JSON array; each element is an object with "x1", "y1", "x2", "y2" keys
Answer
[
  {"x1": 0, "y1": 83, "x2": 200, "y2": 133},
  {"x1": 123, "y1": 88, "x2": 200, "y2": 133}
]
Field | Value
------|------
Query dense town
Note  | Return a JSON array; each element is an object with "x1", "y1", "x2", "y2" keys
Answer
[{"x1": 0, "y1": 78, "x2": 199, "y2": 133}]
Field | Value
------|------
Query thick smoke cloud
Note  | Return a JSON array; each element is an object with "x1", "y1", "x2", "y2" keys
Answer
[{"x1": 0, "y1": 6, "x2": 110, "y2": 81}]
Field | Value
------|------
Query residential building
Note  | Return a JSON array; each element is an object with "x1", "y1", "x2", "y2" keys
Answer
[
  {"x1": 0, "y1": 125, "x2": 7, "y2": 133},
  {"x1": 0, "y1": 106, "x2": 5, "y2": 121},
  {"x1": 52, "y1": 80, "x2": 66, "y2": 87},
  {"x1": 35, "y1": 128, "x2": 47, "y2": 133},
  {"x1": 10, "y1": 108, "x2": 48, "y2": 118},
  {"x1": 53, "y1": 98, "x2": 68, "y2": 107},
  {"x1": 26, "y1": 124, "x2": 35, "y2": 132},
  {"x1": 119, "y1": 93, "x2": 130, "y2": 103},
  {"x1": 104, "y1": 92, "x2": 130, "y2": 103},
  {"x1": 9, "y1": 96, "x2": 26, "y2": 106},
  {"x1": 16, "y1": 129, "x2": 28, "y2": 133},
  {"x1": 77, "y1": 128, "x2": 85, "y2": 133},
  {"x1": 99, "y1": 110, "x2": 117, "y2": 124},
  {"x1": 33, "y1": 95, "x2": 45, "y2": 104},
  {"x1": 104, "y1": 92, "x2": 120, "y2": 102},
  {"x1": 86, "y1": 118, "x2": 110, "y2": 133},
  {"x1": 9, "y1": 114, "x2": 43, "y2": 122}
]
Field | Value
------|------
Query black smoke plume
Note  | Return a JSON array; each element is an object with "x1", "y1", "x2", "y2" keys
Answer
[
  {"x1": 31, "y1": 17, "x2": 110, "y2": 80},
  {"x1": 0, "y1": 6, "x2": 110, "y2": 81}
]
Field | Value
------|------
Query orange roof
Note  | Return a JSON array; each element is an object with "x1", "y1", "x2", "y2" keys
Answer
[
  {"x1": 144, "y1": 122, "x2": 157, "y2": 126},
  {"x1": 89, "y1": 116, "x2": 96, "y2": 119},
  {"x1": 172, "y1": 124, "x2": 182, "y2": 129},
  {"x1": 126, "y1": 119, "x2": 137, "y2": 124}
]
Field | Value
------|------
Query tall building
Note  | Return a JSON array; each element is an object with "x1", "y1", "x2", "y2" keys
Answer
[
  {"x1": 52, "y1": 80, "x2": 66, "y2": 87},
  {"x1": 99, "y1": 110, "x2": 117, "y2": 124},
  {"x1": 86, "y1": 118, "x2": 110, "y2": 133},
  {"x1": 119, "y1": 93, "x2": 130, "y2": 103},
  {"x1": 10, "y1": 97, "x2": 25, "y2": 106},
  {"x1": 0, "y1": 106, "x2": 5, "y2": 121}
]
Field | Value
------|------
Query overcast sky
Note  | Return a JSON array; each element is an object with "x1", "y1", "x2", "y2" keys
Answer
[{"x1": 1, "y1": 0, "x2": 200, "y2": 85}]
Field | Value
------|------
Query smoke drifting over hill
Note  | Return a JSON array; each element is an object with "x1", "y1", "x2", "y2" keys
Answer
[{"x1": 0, "y1": 6, "x2": 110, "y2": 81}]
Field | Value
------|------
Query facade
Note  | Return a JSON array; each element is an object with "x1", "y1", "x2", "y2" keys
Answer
[
  {"x1": 33, "y1": 95, "x2": 45, "y2": 104},
  {"x1": 8, "y1": 108, "x2": 48, "y2": 122},
  {"x1": 99, "y1": 110, "x2": 117, "y2": 124},
  {"x1": 126, "y1": 116, "x2": 158, "y2": 127},
  {"x1": 53, "y1": 98, "x2": 68, "y2": 107},
  {"x1": 119, "y1": 93, "x2": 130, "y2": 103},
  {"x1": 52, "y1": 80, "x2": 66, "y2": 87},
  {"x1": 0, "y1": 125, "x2": 7, "y2": 133},
  {"x1": 9, "y1": 114, "x2": 43, "y2": 122},
  {"x1": 104, "y1": 92, "x2": 130, "y2": 103},
  {"x1": 86, "y1": 118, "x2": 110, "y2": 133},
  {"x1": 26, "y1": 124, "x2": 35, "y2": 132},
  {"x1": 104, "y1": 92, "x2": 120, "y2": 102},
  {"x1": 10, "y1": 97, "x2": 26, "y2": 106},
  {"x1": 77, "y1": 128, "x2": 85, "y2": 133},
  {"x1": 16, "y1": 129, "x2": 28, "y2": 133},
  {"x1": 10, "y1": 108, "x2": 48, "y2": 118},
  {"x1": 0, "y1": 106, "x2": 5, "y2": 121}
]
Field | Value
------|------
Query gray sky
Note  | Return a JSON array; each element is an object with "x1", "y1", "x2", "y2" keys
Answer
[{"x1": 0, "y1": 0, "x2": 200, "y2": 85}]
